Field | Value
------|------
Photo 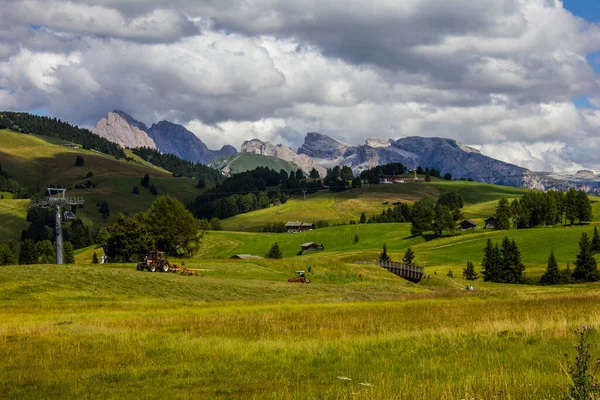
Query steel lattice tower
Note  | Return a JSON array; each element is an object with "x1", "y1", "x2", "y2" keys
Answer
[{"x1": 29, "y1": 189, "x2": 84, "y2": 264}]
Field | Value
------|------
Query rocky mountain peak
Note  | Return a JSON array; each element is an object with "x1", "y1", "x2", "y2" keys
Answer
[
  {"x1": 297, "y1": 132, "x2": 350, "y2": 159},
  {"x1": 365, "y1": 137, "x2": 391, "y2": 148},
  {"x1": 92, "y1": 111, "x2": 156, "y2": 149}
]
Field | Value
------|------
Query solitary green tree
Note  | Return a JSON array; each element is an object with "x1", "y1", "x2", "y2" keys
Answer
[
  {"x1": 265, "y1": 242, "x2": 283, "y2": 259},
  {"x1": 402, "y1": 247, "x2": 415, "y2": 266},
  {"x1": 463, "y1": 261, "x2": 479, "y2": 280},
  {"x1": 360, "y1": 213, "x2": 366, "y2": 224},
  {"x1": 354, "y1": 234, "x2": 359, "y2": 244},
  {"x1": 540, "y1": 249, "x2": 560, "y2": 285},
  {"x1": 104, "y1": 214, "x2": 154, "y2": 262},
  {"x1": 379, "y1": 244, "x2": 391, "y2": 262},
  {"x1": 92, "y1": 252, "x2": 99, "y2": 264},
  {"x1": 410, "y1": 197, "x2": 435, "y2": 236}
]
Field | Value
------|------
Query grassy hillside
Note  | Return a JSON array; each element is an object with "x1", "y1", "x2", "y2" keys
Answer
[
  {"x1": 0, "y1": 129, "x2": 204, "y2": 238},
  {"x1": 222, "y1": 181, "x2": 529, "y2": 231},
  {"x1": 199, "y1": 222, "x2": 600, "y2": 278},
  {"x1": 0, "y1": 199, "x2": 29, "y2": 243},
  {"x1": 209, "y1": 152, "x2": 299, "y2": 176},
  {"x1": 1, "y1": 261, "x2": 600, "y2": 398}
]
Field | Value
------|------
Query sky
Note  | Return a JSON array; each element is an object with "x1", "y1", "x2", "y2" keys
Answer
[{"x1": 2, "y1": 1, "x2": 600, "y2": 172}]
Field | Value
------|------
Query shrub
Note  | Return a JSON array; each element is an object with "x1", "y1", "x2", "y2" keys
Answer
[
  {"x1": 92, "y1": 252, "x2": 99, "y2": 264},
  {"x1": 132, "y1": 186, "x2": 140, "y2": 195},
  {"x1": 379, "y1": 244, "x2": 391, "y2": 262},
  {"x1": 564, "y1": 325, "x2": 600, "y2": 399},
  {"x1": 463, "y1": 260, "x2": 479, "y2": 280},
  {"x1": 75, "y1": 156, "x2": 85, "y2": 167}
]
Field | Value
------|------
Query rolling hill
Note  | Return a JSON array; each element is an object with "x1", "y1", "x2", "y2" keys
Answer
[
  {"x1": 0, "y1": 129, "x2": 205, "y2": 239},
  {"x1": 209, "y1": 152, "x2": 299, "y2": 176}
]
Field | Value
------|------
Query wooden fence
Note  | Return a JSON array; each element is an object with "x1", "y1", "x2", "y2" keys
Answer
[{"x1": 354, "y1": 260, "x2": 425, "y2": 281}]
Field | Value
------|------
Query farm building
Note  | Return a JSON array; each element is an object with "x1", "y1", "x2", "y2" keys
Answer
[
  {"x1": 285, "y1": 221, "x2": 313, "y2": 233},
  {"x1": 485, "y1": 216, "x2": 496, "y2": 229},
  {"x1": 230, "y1": 254, "x2": 263, "y2": 260},
  {"x1": 300, "y1": 242, "x2": 321, "y2": 252},
  {"x1": 459, "y1": 219, "x2": 477, "y2": 230},
  {"x1": 62, "y1": 143, "x2": 81, "y2": 148}
]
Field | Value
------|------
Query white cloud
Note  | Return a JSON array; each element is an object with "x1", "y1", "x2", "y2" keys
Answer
[{"x1": 0, "y1": 0, "x2": 600, "y2": 171}]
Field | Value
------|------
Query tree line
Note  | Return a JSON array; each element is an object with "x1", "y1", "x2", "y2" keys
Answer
[
  {"x1": 494, "y1": 188, "x2": 592, "y2": 230},
  {"x1": 131, "y1": 147, "x2": 224, "y2": 182},
  {"x1": 0, "y1": 112, "x2": 125, "y2": 158}
]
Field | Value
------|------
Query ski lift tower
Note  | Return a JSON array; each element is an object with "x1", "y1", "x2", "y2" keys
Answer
[{"x1": 30, "y1": 188, "x2": 84, "y2": 264}]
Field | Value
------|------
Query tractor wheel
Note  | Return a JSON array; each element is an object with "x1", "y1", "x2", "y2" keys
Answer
[
  {"x1": 149, "y1": 264, "x2": 157, "y2": 272},
  {"x1": 161, "y1": 261, "x2": 170, "y2": 273}
]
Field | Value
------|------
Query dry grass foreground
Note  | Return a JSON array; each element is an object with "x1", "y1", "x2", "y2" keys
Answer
[{"x1": 1, "y1": 261, "x2": 600, "y2": 399}]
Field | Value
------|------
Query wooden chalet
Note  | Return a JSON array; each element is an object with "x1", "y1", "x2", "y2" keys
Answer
[
  {"x1": 485, "y1": 216, "x2": 496, "y2": 229},
  {"x1": 285, "y1": 221, "x2": 313, "y2": 233},
  {"x1": 459, "y1": 219, "x2": 477, "y2": 230},
  {"x1": 300, "y1": 242, "x2": 320, "y2": 251}
]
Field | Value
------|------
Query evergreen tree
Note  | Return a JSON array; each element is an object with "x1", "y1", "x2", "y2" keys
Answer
[
  {"x1": 463, "y1": 260, "x2": 479, "y2": 280},
  {"x1": 495, "y1": 198, "x2": 511, "y2": 230},
  {"x1": 425, "y1": 171, "x2": 431, "y2": 182},
  {"x1": 379, "y1": 244, "x2": 391, "y2": 262},
  {"x1": 577, "y1": 190, "x2": 593, "y2": 224},
  {"x1": 565, "y1": 188, "x2": 578, "y2": 225},
  {"x1": 75, "y1": 156, "x2": 85, "y2": 167},
  {"x1": 309, "y1": 168, "x2": 320, "y2": 179},
  {"x1": 132, "y1": 186, "x2": 140, "y2": 195},
  {"x1": 63, "y1": 241, "x2": 75, "y2": 264},
  {"x1": 360, "y1": 212, "x2": 366, "y2": 224},
  {"x1": 402, "y1": 247, "x2": 415, "y2": 266},
  {"x1": 19, "y1": 239, "x2": 38, "y2": 265},
  {"x1": 209, "y1": 217, "x2": 223, "y2": 231},
  {"x1": 97, "y1": 201, "x2": 110, "y2": 219},
  {"x1": 354, "y1": 234, "x2": 359, "y2": 244},
  {"x1": 35, "y1": 240, "x2": 55, "y2": 264},
  {"x1": 410, "y1": 197, "x2": 435, "y2": 236},
  {"x1": 592, "y1": 227, "x2": 600, "y2": 254},
  {"x1": 573, "y1": 232, "x2": 599, "y2": 281},
  {"x1": 150, "y1": 185, "x2": 158, "y2": 195},
  {"x1": 92, "y1": 252, "x2": 99, "y2": 264},
  {"x1": 141, "y1": 174, "x2": 150, "y2": 188},
  {"x1": 265, "y1": 242, "x2": 283, "y2": 259},
  {"x1": 351, "y1": 177, "x2": 362, "y2": 188},
  {"x1": 540, "y1": 249, "x2": 560, "y2": 285},
  {"x1": 443, "y1": 173, "x2": 452, "y2": 181},
  {"x1": 482, "y1": 239, "x2": 502, "y2": 282},
  {"x1": 0, "y1": 244, "x2": 17, "y2": 265},
  {"x1": 500, "y1": 237, "x2": 525, "y2": 284},
  {"x1": 196, "y1": 179, "x2": 206, "y2": 189},
  {"x1": 561, "y1": 263, "x2": 574, "y2": 284}
]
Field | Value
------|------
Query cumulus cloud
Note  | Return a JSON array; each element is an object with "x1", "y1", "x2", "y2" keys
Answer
[{"x1": 1, "y1": 0, "x2": 600, "y2": 171}]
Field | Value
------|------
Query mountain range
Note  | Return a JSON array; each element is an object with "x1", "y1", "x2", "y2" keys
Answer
[{"x1": 91, "y1": 110, "x2": 600, "y2": 190}]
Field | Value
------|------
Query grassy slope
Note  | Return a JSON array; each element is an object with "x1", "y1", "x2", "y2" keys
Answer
[
  {"x1": 0, "y1": 129, "x2": 204, "y2": 238},
  {"x1": 0, "y1": 199, "x2": 29, "y2": 243},
  {"x1": 210, "y1": 152, "x2": 299, "y2": 175},
  {"x1": 222, "y1": 181, "x2": 530, "y2": 231},
  {"x1": 1, "y1": 262, "x2": 600, "y2": 399}
]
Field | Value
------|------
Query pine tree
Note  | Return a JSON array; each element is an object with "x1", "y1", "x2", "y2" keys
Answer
[
  {"x1": 500, "y1": 237, "x2": 525, "y2": 284},
  {"x1": 540, "y1": 250, "x2": 560, "y2": 285},
  {"x1": 19, "y1": 239, "x2": 38, "y2": 265},
  {"x1": 265, "y1": 242, "x2": 283, "y2": 259},
  {"x1": 482, "y1": 239, "x2": 499, "y2": 282},
  {"x1": 495, "y1": 198, "x2": 511, "y2": 230},
  {"x1": 592, "y1": 227, "x2": 600, "y2": 254},
  {"x1": 577, "y1": 190, "x2": 593, "y2": 224},
  {"x1": 92, "y1": 252, "x2": 99, "y2": 264},
  {"x1": 359, "y1": 213, "x2": 366, "y2": 224},
  {"x1": 402, "y1": 247, "x2": 415, "y2": 265},
  {"x1": 410, "y1": 197, "x2": 435, "y2": 236},
  {"x1": 35, "y1": 240, "x2": 56, "y2": 264},
  {"x1": 141, "y1": 174, "x2": 150, "y2": 188},
  {"x1": 573, "y1": 232, "x2": 599, "y2": 281},
  {"x1": 565, "y1": 188, "x2": 578, "y2": 225},
  {"x1": 63, "y1": 241, "x2": 75, "y2": 264},
  {"x1": 463, "y1": 260, "x2": 479, "y2": 280},
  {"x1": 353, "y1": 234, "x2": 359, "y2": 244},
  {"x1": 379, "y1": 244, "x2": 391, "y2": 262}
]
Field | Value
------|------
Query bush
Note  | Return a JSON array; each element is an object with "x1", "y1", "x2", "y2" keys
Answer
[
  {"x1": 564, "y1": 325, "x2": 600, "y2": 399},
  {"x1": 75, "y1": 156, "x2": 85, "y2": 167},
  {"x1": 85, "y1": 171, "x2": 93, "y2": 178},
  {"x1": 92, "y1": 252, "x2": 99, "y2": 264}
]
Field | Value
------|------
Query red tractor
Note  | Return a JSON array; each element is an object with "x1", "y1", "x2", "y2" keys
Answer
[
  {"x1": 137, "y1": 250, "x2": 170, "y2": 272},
  {"x1": 288, "y1": 270, "x2": 310, "y2": 283}
]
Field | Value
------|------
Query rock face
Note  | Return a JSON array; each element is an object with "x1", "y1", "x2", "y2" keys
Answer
[
  {"x1": 92, "y1": 111, "x2": 156, "y2": 149},
  {"x1": 297, "y1": 132, "x2": 350, "y2": 159},
  {"x1": 260, "y1": 132, "x2": 544, "y2": 189},
  {"x1": 92, "y1": 111, "x2": 238, "y2": 164},
  {"x1": 148, "y1": 121, "x2": 235, "y2": 164},
  {"x1": 241, "y1": 139, "x2": 328, "y2": 177}
]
